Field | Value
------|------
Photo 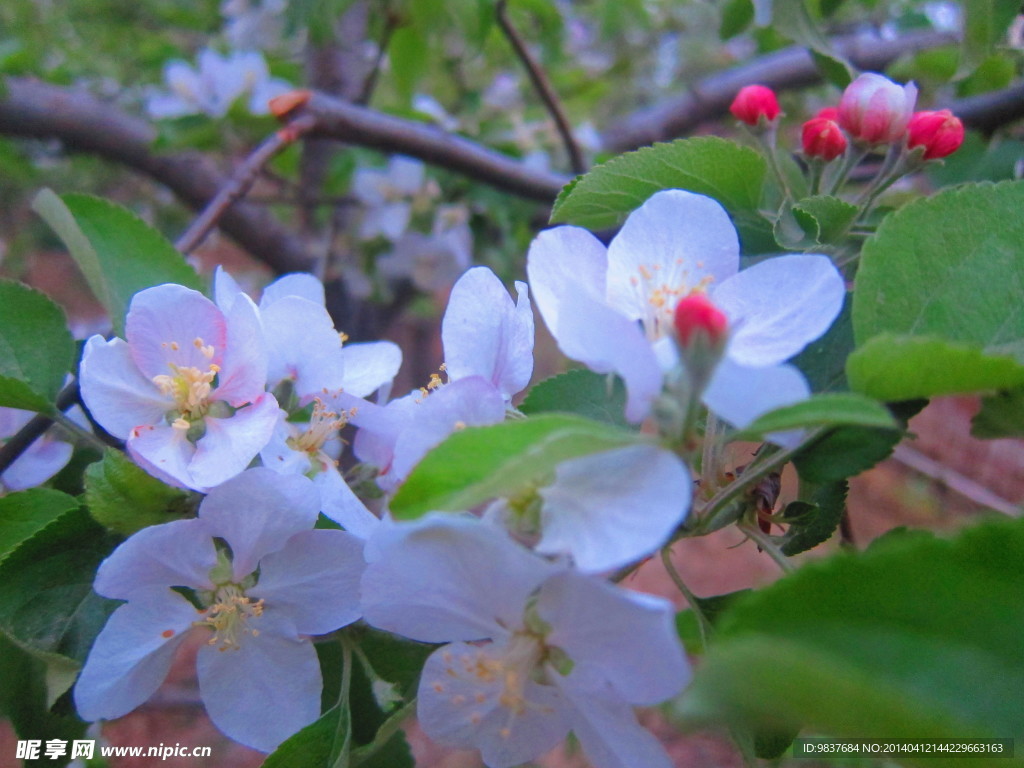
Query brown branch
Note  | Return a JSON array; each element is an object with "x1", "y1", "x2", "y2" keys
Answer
[
  {"x1": 495, "y1": 0, "x2": 586, "y2": 175},
  {"x1": 0, "y1": 77, "x2": 314, "y2": 274},
  {"x1": 946, "y1": 81, "x2": 1024, "y2": 135},
  {"x1": 176, "y1": 116, "x2": 316, "y2": 255},
  {"x1": 603, "y1": 30, "x2": 956, "y2": 152},
  {"x1": 296, "y1": 91, "x2": 569, "y2": 202}
]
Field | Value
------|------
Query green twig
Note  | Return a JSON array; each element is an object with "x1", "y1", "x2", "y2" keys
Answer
[
  {"x1": 329, "y1": 637, "x2": 354, "y2": 768},
  {"x1": 351, "y1": 698, "x2": 418, "y2": 767},
  {"x1": 661, "y1": 547, "x2": 711, "y2": 651},
  {"x1": 738, "y1": 523, "x2": 795, "y2": 573}
]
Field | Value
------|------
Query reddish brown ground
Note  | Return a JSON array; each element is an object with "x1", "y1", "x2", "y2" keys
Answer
[{"x1": 3, "y1": 248, "x2": 1021, "y2": 768}]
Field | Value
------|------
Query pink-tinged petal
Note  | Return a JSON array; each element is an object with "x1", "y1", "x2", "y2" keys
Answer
[
  {"x1": 199, "y1": 467, "x2": 320, "y2": 580},
  {"x1": 189, "y1": 394, "x2": 280, "y2": 491},
  {"x1": 348, "y1": 393, "x2": 415, "y2": 478},
  {"x1": 553, "y1": 292, "x2": 662, "y2": 422},
  {"x1": 213, "y1": 293, "x2": 267, "y2": 406},
  {"x1": 559, "y1": 683, "x2": 675, "y2": 768},
  {"x1": 127, "y1": 424, "x2": 197, "y2": 490},
  {"x1": 390, "y1": 377, "x2": 506, "y2": 487},
  {"x1": 606, "y1": 190, "x2": 739, "y2": 322},
  {"x1": 536, "y1": 445, "x2": 691, "y2": 573},
  {"x1": 540, "y1": 570, "x2": 689, "y2": 705},
  {"x1": 197, "y1": 610, "x2": 321, "y2": 753},
  {"x1": 314, "y1": 467, "x2": 381, "y2": 539},
  {"x1": 442, "y1": 267, "x2": 534, "y2": 400},
  {"x1": 74, "y1": 589, "x2": 197, "y2": 722},
  {"x1": 362, "y1": 515, "x2": 556, "y2": 642},
  {"x1": 526, "y1": 226, "x2": 608, "y2": 334},
  {"x1": 252, "y1": 529, "x2": 364, "y2": 634},
  {"x1": 712, "y1": 254, "x2": 845, "y2": 367},
  {"x1": 259, "y1": 273, "x2": 326, "y2": 308},
  {"x1": 340, "y1": 341, "x2": 402, "y2": 398},
  {"x1": 125, "y1": 285, "x2": 227, "y2": 378},
  {"x1": 259, "y1": 415, "x2": 313, "y2": 476},
  {"x1": 418, "y1": 642, "x2": 571, "y2": 768},
  {"x1": 213, "y1": 266, "x2": 244, "y2": 312},
  {"x1": 703, "y1": 359, "x2": 810, "y2": 435},
  {"x1": 1, "y1": 439, "x2": 72, "y2": 491},
  {"x1": 261, "y1": 296, "x2": 346, "y2": 397},
  {"x1": 94, "y1": 518, "x2": 216, "y2": 599},
  {"x1": 79, "y1": 336, "x2": 171, "y2": 439}
]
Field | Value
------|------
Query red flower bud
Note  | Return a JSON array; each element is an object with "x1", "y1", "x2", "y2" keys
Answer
[
  {"x1": 815, "y1": 106, "x2": 840, "y2": 121},
  {"x1": 907, "y1": 109, "x2": 965, "y2": 160},
  {"x1": 838, "y1": 73, "x2": 917, "y2": 145},
  {"x1": 673, "y1": 294, "x2": 729, "y2": 348},
  {"x1": 801, "y1": 116, "x2": 848, "y2": 161},
  {"x1": 729, "y1": 85, "x2": 781, "y2": 127}
]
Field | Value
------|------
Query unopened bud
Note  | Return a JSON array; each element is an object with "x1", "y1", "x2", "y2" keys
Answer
[
  {"x1": 838, "y1": 73, "x2": 917, "y2": 145},
  {"x1": 907, "y1": 109, "x2": 965, "y2": 160},
  {"x1": 815, "y1": 106, "x2": 840, "y2": 121},
  {"x1": 673, "y1": 293, "x2": 729, "y2": 350},
  {"x1": 801, "y1": 116, "x2": 847, "y2": 161},
  {"x1": 729, "y1": 85, "x2": 781, "y2": 127}
]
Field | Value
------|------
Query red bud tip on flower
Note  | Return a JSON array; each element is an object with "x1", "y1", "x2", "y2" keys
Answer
[
  {"x1": 907, "y1": 110, "x2": 965, "y2": 160},
  {"x1": 838, "y1": 73, "x2": 917, "y2": 145},
  {"x1": 673, "y1": 294, "x2": 729, "y2": 348},
  {"x1": 801, "y1": 116, "x2": 848, "y2": 161},
  {"x1": 729, "y1": 85, "x2": 781, "y2": 127}
]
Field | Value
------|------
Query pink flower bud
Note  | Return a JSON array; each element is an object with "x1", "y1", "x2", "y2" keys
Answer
[
  {"x1": 729, "y1": 85, "x2": 781, "y2": 126},
  {"x1": 801, "y1": 116, "x2": 848, "y2": 161},
  {"x1": 815, "y1": 106, "x2": 840, "y2": 121},
  {"x1": 838, "y1": 73, "x2": 917, "y2": 145},
  {"x1": 907, "y1": 110, "x2": 965, "y2": 160},
  {"x1": 673, "y1": 294, "x2": 729, "y2": 349}
]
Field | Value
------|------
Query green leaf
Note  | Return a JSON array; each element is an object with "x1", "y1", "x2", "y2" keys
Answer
[
  {"x1": 732, "y1": 393, "x2": 897, "y2": 440},
  {"x1": 791, "y1": 195, "x2": 858, "y2": 245},
  {"x1": 675, "y1": 590, "x2": 751, "y2": 655},
  {"x1": 720, "y1": 0, "x2": 754, "y2": 38},
  {"x1": 675, "y1": 516, "x2": 1024, "y2": 764},
  {"x1": 389, "y1": 26, "x2": 429, "y2": 104},
  {"x1": 971, "y1": 386, "x2": 1024, "y2": 439},
  {"x1": 389, "y1": 414, "x2": 643, "y2": 519},
  {"x1": 772, "y1": 0, "x2": 853, "y2": 87},
  {"x1": 262, "y1": 704, "x2": 348, "y2": 768},
  {"x1": 792, "y1": 296, "x2": 853, "y2": 393},
  {"x1": 853, "y1": 182, "x2": 1024, "y2": 357},
  {"x1": 32, "y1": 190, "x2": 203, "y2": 336},
  {"x1": 960, "y1": 0, "x2": 1020, "y2": 77},
  {"x1": 518, "y1": 369, "x2": 630, "y2": 427},
  {"x1": 84, "y1": 448, "x2": 192, "y2": 535},
  {"x1": 928, "y1": 132, "x2": 1024, "y2": 187},
  {"x1": 549, "y1": 137, "x2": 767, "y2": 235},
  {"x1": 0, "y1": 507, "x2": 119, "y2": 665},
  {"x1": 0, "y1": 488, "x2": 80, "y2": 566},
  {"x1": 778, "y1": 481, "x2": 847, "y2": 555},
  {"x1": 0, "y1": 280, "x2": 75, "y2": 413},
  {"x1": 847, "y1": 334, "x2": 1024, "y2": 401}
]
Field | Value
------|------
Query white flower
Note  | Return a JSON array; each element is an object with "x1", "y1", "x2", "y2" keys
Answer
[
  {"x1": 362, "y1": 516, "x2": 689, "y2": 768},
  {"x1": 352, "y1": 156, "x2": 435, "y2": 241},
  {"x1": 377, "y1": 204, "x2": 473, "y2": 292},
  {"x1": 526, "y1": 189, "x2": 845, "y2": 429}
]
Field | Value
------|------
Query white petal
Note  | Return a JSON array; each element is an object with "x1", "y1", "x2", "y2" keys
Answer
[
  {"x1": 712, "y1": 254, "x2": 845, "y2": 367},
  {"x1": 94, "y1": 518, "x2": 216, "y2": 600},
  {"x1": 314, "y1": 467, "x2": 382, "y2": 538},
  {"x1": 79, "y1": 336, "x2": 170, "y2": 440},
  {"x1": 536, "y1": 445, "x2": 691, "y2": 573},
  {"x1": 260, "y1": 272, "x2": 326, "y2": 308},
  {"x1": 539, "y1": 571, "x2": 689, "y2": 705},
  {"x1": 417, "y1": 641, "x2": 571, "y2": 768},
  {"x1": 441, "y1": 267, "x2": 534, "y2": 399},
  {"x1": 189, "y1": 394, "x2": 280, "y2": 491},
  {"x1": 253, "y1": 529, "x2": 364, "y2": 635},
  {"x1": 197, "y1": 610, "x2": 321, "y2": 753},
  {"x1": 74, "y1": 589, "x2": 196, "y2": 722},
  {"x1": 125, "y1": 285, "x2": 227, "y2": 379},
  {"x1": 606, "y1": 190, "x2": 739, "y2": 321},
  {"x1": 213, "y1": 266, "x2": 244, "y2": 312},
  {"x1": 198, "y1": 467, "x2": 320, "y2": 580},
  {"x1": 213, "y1": 293, "x2": 268, "y2": 406},
  {"x1": 1, "y1": 438, "x2": 72, "y2": 491},
  {"x1": 361, "y1": 515, "x2": 555, "y2": 642},
  {"x1": 127, "y1": 423, "x2": 197, "y2": 490},
  {"x1": 340, "y1": 341, "x2": 402, "y2": 398},
  {"x1": 526, "y1": 225, "x2": 608, "y2": 335},
  {"x1": 261, "y1": 296, "x2": 346, "y2": 396},
  {"x1": 703, "y1": 359, "x2": 811, "y2": 439},
  {"x1": 388, "y1": 156, "x2": 426, "y2": 195}
]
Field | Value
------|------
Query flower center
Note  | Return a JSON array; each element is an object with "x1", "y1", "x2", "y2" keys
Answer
[
  {"x1": 195, "y1": 583, "x2": 264, "y2": 651},
  {"x1": 287, "y1": 397, "x2": 349, "y2": 457},
  {"x1": 152, "y1": 338, "x2": 220, "y2": 425},
  {"x1": 627, "y1": 263, "x2": 713, "y2": 341}
]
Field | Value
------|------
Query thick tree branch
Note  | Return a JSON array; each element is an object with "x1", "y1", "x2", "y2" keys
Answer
[
  {"x1": 0, "y1": 78, "x2": 314, "y2": 274},
  {"x1": 298, "y1": 91, "x2": 570, "y2": 202},
  {"x1": 603, "y1": 30, "x2": 956, "y2": 152},
  {"x1": 947, "y1": 81, "x2": 1024, "y2": 135}
]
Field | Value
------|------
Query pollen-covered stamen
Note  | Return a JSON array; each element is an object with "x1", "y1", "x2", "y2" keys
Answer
[
  {"x1": 416, "y1": 365, "x2": 450, "y2": 401},
  {"x1": 194, "y1": 584, "x2": 265, "y2": 651},
  {"x1": 152, "y1": 339, "x2": 220, "y2": 421},
  {"x1": 287, "y1": 398, "x2": 351, "y2": 456}
]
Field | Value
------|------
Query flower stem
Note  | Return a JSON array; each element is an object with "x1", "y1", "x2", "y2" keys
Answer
[
  {"x1": 51, "y1": 410, "x2": 108, "y2": 453},
  {"x1": 329, "y1": 637, "x2": 354, "y2": 768},
  {"x1": 661, "y1": 547, "x2": 711, "y2": 651},
  {"x1": 351, "y1": 699, "x2": 418, "y2": 767},
  {"x1": 738, "y1": 522, "x2": 795, "y2": 573}
]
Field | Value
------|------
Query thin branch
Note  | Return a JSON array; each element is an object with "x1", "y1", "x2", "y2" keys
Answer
[
  {"x1": 891, "y1": 444, "x2": 1021, "y2": 517},
  {"x1": 0, "y1": 381, "x2": 83, "y2": 477},
  {"x1": 176, "y1": 116, "x2": 316, "y2": 255},
  {"x1": 297, "y1": 91, "x2": 570, "y2": 202},
  {"x1": 603, "y1": 30, "x2": 956, "y2": 151},
  {"x1": 495, "y1": 0, "x2": 586, "y2": 175},
  {"x1": 0, "y1": 78, "x2": 314, "y2": 274},
  {"x1": 358, "y1": 12, "x2": 399, "y2": 106}
]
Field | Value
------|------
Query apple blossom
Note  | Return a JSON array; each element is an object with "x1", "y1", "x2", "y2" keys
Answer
[
  {"x1": 74, "y1": 469, "x2": 365, "y2": 753},
  {"x1": 907, "y1": 109, "x2": 965, "y2": 160},
  {"x1": 352, "y1": 156, "x2": 436, "y2": 241},
  {"x1": 79, "y1": 284, "x2": 279, "y2": 492},
  {"x1": 361, "y1": 516, "x2": 689, "y2": 768},
  {"x1": 526, "y1": 189, "x2": 845, "y2": 431},
  {"x1": 838, "y1": 72, "x2": 917, "y2": 145},
  {"x1": 729, "y1": 85, "x2": 781, "y2": 126}
]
